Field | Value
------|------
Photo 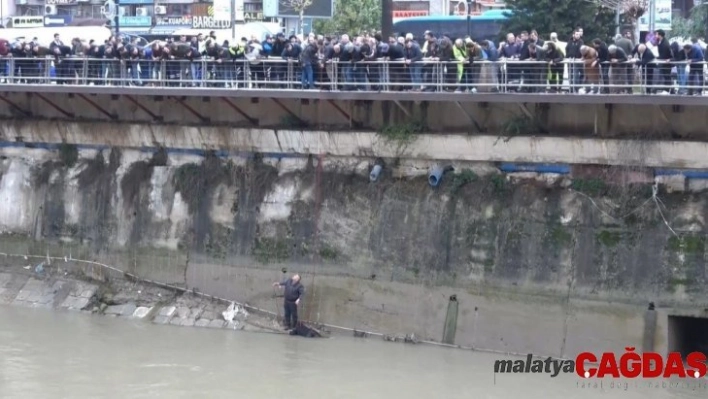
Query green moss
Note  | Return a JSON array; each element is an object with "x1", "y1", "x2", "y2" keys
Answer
[
  {"x1": 58, "y1": 143, "x2": 79, "y2": 168},
  {"x1": 377, "y1": 122, "x2": 424, "y2": 147},
  {"x1": 667, "y1": 277, "x2": 695, "y2": 293},
  {"x1": 483, "y1": 258, "x2": 495, "y2": 273},
  {"x1": 501, "y1": 115, "x2": 544, "y2": 136},
  {"x1": 448, "y1": 169, "x2": 478, "y2": 193},
  {"x1": 667, "y1": 235, "x2": 705, "y2": 254},
  {"x1": 669, "y1": 277, "x2": 693, "y2": 286},
  {"x1": 490, "y1": 174, "x2": 508, "y2": 193},
  {"x1": 597, "y1": 230, "x2": 622, "y2": 247},
  {"x1": 571, "y1": 178, "x2": 607, "y2": 196},
  {"x1": 203, "y1": 226, "x2": 231, "y2": 260},
  {"x1": 549, "y1": 226, "x2": 572, "y2": 246},
  {"x1": 253, "y1": 237, "x2": 290, "y2": 264},
  {"x1": 318, "y1": 244, "x2": 338, "y2": 261},
  {"x1": 64, "y1": 224, "x2": 79, "y2": 237},
  {"x1": 172, "y1": 163, "x2": 202, "y2": 209}
]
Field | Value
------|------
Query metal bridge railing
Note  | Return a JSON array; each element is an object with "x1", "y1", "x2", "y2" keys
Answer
[{"x1": 0, "y1": 56, "x2": 706, "y2": 95}]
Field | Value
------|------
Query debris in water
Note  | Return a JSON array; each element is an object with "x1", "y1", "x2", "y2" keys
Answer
[
  {"x1": 353, "y1": 329, "x2": 369, "y2": 338},
  {"x1": 23, "y1": 265, "x2": 30, "y2": 270},
  {"x1": 34, "y1": 263, "x2": 44, "y2": 274},
  {"x1": 222, "y1": 302, "x2": 248, "y2": 322},
  {"x1": 290, "y1": 324, "x2": 322, "y2": 338}
]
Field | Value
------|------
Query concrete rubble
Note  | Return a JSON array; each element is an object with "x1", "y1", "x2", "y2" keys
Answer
[{"x1": 0, "y1": 267, "x2": 277, "y2": 334}]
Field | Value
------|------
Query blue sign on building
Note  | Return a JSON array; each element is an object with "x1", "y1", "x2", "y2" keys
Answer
[
  {"x1": 44, "y1": 15, "x2": 72, "y2": 27},
  {"x1": 118, "y1": 0, "x2": 154, "y2": 4},
  {"x1": 119, "y1": 16, "x2": 152, "y2": 26}
]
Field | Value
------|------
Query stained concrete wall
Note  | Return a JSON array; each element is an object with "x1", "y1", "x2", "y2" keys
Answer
[
  {"x1": 0, "y1": 141, "x2": 706, "y2": 358},
  {"x1": 4, "y1": 121, "x2": 708, "y2": 169}
]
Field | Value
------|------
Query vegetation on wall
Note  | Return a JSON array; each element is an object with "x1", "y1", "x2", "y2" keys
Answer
[{"x1": 58, "y1": 143, "x2": 79, "y2": 168}]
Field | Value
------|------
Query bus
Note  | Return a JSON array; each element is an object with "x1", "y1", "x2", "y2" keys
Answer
[{"x1": 392, "y1": 9, "x2": 510, "y2": 42}]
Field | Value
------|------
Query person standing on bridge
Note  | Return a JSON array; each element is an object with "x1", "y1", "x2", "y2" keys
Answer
[{"x1": 272, "y1": 274, "x2": 305, "y2": 330}]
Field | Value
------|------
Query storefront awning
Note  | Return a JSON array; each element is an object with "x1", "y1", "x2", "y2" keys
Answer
[
  {"x1": 116, "y1": 27, "x2": 151, "y2": 35},
  {"x1": 147, "y1": 26, "x2": 192, "y2": 36}
]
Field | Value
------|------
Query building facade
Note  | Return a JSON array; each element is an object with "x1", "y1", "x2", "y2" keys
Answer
[
  {"x1": 10, "y1": 0, "x2": 271, "y2": 34},
  {"x1": 392, "y1": 0, "x2": 507, "y2": 21}
]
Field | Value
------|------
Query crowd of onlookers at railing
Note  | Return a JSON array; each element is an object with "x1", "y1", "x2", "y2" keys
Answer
[{"x1": 0, "y1": 27, "x2": 706, "y2": 94}]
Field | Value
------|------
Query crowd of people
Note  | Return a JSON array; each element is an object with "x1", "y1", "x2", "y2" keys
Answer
[{"x1": 0, "y1": 27, "x2": 706, "y2": 95}]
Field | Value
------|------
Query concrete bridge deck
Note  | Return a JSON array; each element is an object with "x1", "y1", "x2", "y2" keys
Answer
[
  {"x1": 3, "y1": 83, "x2": 708, "y2": 106},
  {"x1": 1, "y1": 84, "x2": 707, "y2": 139}
]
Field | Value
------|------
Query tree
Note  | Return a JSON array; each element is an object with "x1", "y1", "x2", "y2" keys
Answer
[
  {"x1": 281, "y1": 0, "x2": 314, "y2": 36},
  {"x1": 501, "y1": 0, "x2": 617, "y2": 43},
  {"x1": 671, "y1": 5, "x2": 708, "y2": 40},
  {"x1": 313, "y1": 0, "x2": 382, "y2": 35}
]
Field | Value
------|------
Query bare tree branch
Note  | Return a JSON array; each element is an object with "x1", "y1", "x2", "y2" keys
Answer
[
  {"x1": 280, "y1": 0, "x2": 314, "y2": 13},
  {"x1": 583, "y1": 0, "x2": 647, "y2": 19}
]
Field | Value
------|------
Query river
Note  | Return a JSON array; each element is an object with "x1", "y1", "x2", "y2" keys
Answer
[{"x1": 0, "y1": 306, "x2": 704, "y2": 399}]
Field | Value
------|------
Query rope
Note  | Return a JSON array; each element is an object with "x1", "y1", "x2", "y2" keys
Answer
[
  {"x1": 0, "y1": 251, "x2": 586, "y2": 361},
  {"x1": 304, "y1": 153, "x2": 324, "y2": 324},
  {"x1": 570, "y1": 181, "x2": 678, "y2": 237}
]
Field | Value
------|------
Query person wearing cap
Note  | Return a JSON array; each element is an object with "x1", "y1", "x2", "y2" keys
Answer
[
  {"x1": 683, "y1": 42, "x2": 704, "y2": 95},
  {"x1": 421, "y1": 30, "x2": 432, "y2": 55},
  {"x1": 404, "y1": 38, "x2": 423, "y2": 91}
]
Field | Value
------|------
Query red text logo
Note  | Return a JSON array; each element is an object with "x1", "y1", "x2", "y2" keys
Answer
[{"x1": 576, "y1": 348, "x2": 707, "y2": 379}]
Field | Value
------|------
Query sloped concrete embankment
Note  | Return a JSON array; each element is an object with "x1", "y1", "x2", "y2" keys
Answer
[{"x1": 0, "y1": 265, "x2": 278, "y2": 333}]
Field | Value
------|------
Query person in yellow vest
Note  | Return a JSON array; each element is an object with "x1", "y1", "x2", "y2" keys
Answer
[
  {"x1": 227, "y1": 38, "x2": 247, "y2": 87},
  {"x1": 452, "y1": 39, "x2": 467, "y2": 92},
  {"x1": 545, "y1": 42, "x2": 565, "y2": 92}
]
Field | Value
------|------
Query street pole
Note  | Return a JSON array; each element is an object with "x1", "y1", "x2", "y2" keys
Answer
[
  {"x1": 381, "y1": 0, "x2": 393, "y2": 38},
  {"x1": 466, "y1": 0, "x2": 471, "y2": 37},
  {"x1": 231, "y1": 0, "x2": 236, "y2": 39},
  {"x1": 648, "y1": 0, "x2": 656, "y2": 33},
  {"x1": 114, "y1": 0, "x2": 120, "y2": 35},
  {"x1": 615, "y1": 6, "x2": 620, "y2": 36}
]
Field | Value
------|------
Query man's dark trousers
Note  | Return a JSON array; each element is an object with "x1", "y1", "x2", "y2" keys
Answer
[{"x1": 284, "y1": 300, "x2": 298, "y2": 328}]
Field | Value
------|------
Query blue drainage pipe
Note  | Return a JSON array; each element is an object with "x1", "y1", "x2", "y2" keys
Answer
[
  {"x1": 654, "y1": 169, "x2": 708, "y2": 179},
  {"x1": 369, "y1": 164, "x2": 382, "y2": 182},
  {"x1": 428, "y1": 165, "x2": 444, "y2": 187},
  {"x1": 498, "y1": 163, "x2": 571, "y2": 174}
]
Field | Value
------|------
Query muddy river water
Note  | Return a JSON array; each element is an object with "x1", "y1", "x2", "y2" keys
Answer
[{"x1": 0, "y1": 306, "x2": 704, "y2": 399}]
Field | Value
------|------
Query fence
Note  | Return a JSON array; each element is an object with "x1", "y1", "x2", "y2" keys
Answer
[{"x1": 1, "y1": 56, "x2": 707, "y2": 95}]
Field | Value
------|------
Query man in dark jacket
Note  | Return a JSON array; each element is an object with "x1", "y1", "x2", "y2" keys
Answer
[
  {"x1": 300, "y1": 40, "x2": 317, "y2": 89},
  {"x1": 270, "y1": 33, "x2": 288, "y2": 85},
  {"x1": 654, "y1": 29, "x2": 673, "y2": 93},
  {"x1": 519, "y1": 40, "x2": 546, "y2": 92},
  {"x1": 272, "y1": 274, "x2": 305, "y2": 330},
  {"x1": 387, "y1": 36, "x2": 406, "y2": 90},
  {"x1": 565, "y1": 30, "x2": 584, "y2": 92}
]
